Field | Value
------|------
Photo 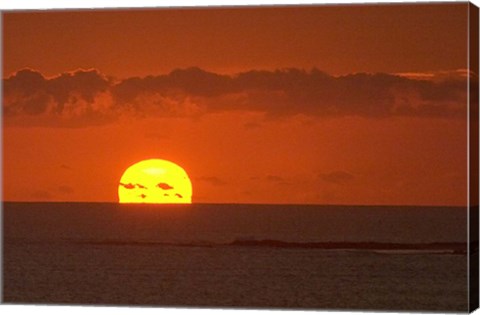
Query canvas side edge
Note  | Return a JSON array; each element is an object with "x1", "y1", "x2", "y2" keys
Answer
[
  {"x1": 0, "y1": 9, "x2": 4, "y2": 305},
  {"x1": 468, "y1": 1, "x2": 480, "y2": 313}
]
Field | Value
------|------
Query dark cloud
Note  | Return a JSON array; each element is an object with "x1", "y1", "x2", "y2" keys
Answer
[
  {"x1": 4, "y1": 68, "x2": 114, "y2": 127},
  {"x1": 175, "y1": 193, "x2": 183, "y2": 199},
  {"x1": 3, "y1": 67, "x2": 471, "y2": 127},
  {"x1": 5, "y1": 68, "x2": 109, "y2": 112},
  {"x1": 120, "y1": 182, "x2": 147, "y2": 189},
  {"x1": 157, "y1": 183, "x2": 174, "y2": 190},
  {"x1": 197, "y1": 176, "x2": 227, "y2": 186},
  {"x1": 319, "y1": 171, "x2": 355, "y2": 184},
  {"x1": 120, "y1": 182, "x2": 136, "y2": 189}
]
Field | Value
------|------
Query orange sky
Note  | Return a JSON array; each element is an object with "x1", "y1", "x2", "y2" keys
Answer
[{"x1": 2, "y1": 3, "x2": 475, "y2": 205}]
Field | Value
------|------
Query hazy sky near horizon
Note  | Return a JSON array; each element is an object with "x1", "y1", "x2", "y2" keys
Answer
[{"x1": 2, "y1": 3, "x2": 474, "y2": 205}]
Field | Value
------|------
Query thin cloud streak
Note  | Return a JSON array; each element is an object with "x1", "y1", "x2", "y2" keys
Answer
[{"x1": 319, "y1": 171, "x2": 355, "y2": 184}]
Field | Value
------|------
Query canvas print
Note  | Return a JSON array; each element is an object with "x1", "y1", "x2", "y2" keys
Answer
[{"x1": 1, "y1": 2, "x2": 479, "y2": 312}]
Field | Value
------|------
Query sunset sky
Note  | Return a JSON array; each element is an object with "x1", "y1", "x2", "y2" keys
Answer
[{"x1": 2, "y1": 3, "x2": 475, "y2": 205}]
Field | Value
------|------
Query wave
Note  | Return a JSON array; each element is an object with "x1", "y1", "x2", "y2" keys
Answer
[{"x1": 65, "y1": 238, "x2": 471, "y2": 255}]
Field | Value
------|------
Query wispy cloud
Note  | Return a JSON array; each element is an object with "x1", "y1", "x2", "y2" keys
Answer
[
  {"x1": 30, "y1": 190, "x2": 53, "y2": 200},
  {"x1": 120, "y1": 182, "x2": 147, "y2": 189},
  {"x1": 157, "y1": 183, "x2": 174, "y2": 190},
  {"x1": 58, "y1": 185, "x2": 74, "y2": 194},
  {"x1": 265, "y1": 175, "x2": 285, "y2": 182},
  {"x1": 196, "y1": 176, "x2": 227, "y2": 186},
  {"x1": 319, "y1": 171, "x2": 355, "y2": 184}
]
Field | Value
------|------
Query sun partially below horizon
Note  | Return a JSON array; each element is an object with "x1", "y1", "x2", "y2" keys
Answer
[{"x1": 118, "y1": 159, "x2": 192, "y2": 204}]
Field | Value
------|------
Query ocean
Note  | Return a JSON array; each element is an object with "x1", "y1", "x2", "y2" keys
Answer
[{"x1": 2, "y1": 202, "x2": 469, "y2": 311}]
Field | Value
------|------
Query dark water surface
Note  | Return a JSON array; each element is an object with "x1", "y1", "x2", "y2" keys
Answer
[{"x1": 3, "y1": 202, "x2": 469, "y2": 311}]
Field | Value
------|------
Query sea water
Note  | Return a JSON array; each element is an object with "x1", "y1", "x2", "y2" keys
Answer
[{"x1": 2, "y1": 202, "x2": 469, "y2": 311}]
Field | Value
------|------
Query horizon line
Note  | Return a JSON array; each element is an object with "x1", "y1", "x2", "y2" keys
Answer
[{"x1": 1, "y1": 200, "x2": 469, "y2": 208}]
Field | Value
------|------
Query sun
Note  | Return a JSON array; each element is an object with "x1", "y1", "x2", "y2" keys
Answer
[{"x1": 118, "y1": 159, "x2": 192, "y2": 204}]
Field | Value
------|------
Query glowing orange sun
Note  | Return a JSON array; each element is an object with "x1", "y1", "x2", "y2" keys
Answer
[{"x1": 118, "y1": 159, "x2": 192, "y2": 204}]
